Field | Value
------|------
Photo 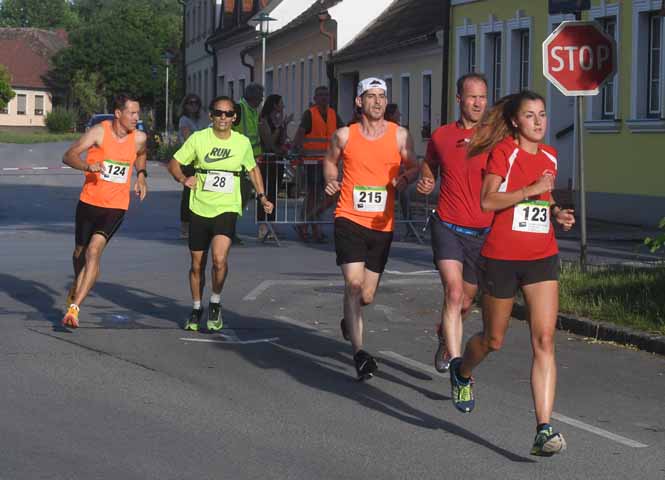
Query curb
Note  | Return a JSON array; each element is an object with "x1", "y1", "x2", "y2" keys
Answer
[{"x1": 511, "y1": 303, "x2": 665, "y2": 356}]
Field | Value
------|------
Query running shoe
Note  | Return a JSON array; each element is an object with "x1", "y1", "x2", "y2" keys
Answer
[
  {"x1": 340, "y1": 318, "x2": 350, "y2": 341},
  {"x1": 531, "y1": 426, "x2": 567, "y2": 456},
  {"x1": 434, "y1": 323, "x2": 451, "y2": 372},
  {"x1": 184, "y1": 308, "x2": 202, "y2": 332},
  {"x1": 207, "y1": 302, "x2": 223, "y2": 332},
  {"x1": 62, "y1": 304, "x2": 80, "y2": 328},
  {"x1": 354, "y1": 349, "x2": 378, "y2": 381},
  {"x1": 450, "y1": 360, "x2": 474, "y2": 413}
]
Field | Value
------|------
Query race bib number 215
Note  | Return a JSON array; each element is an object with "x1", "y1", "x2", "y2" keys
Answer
[{"x1": 353, "y1": 186, "x2": 387, "y2": 212}]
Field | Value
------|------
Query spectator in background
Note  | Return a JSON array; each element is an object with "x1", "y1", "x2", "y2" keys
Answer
[
  {"x1": 178, "y1": 94, "x2": 207, "y2": 239},
  {"x1": 233, "y1": 83, "x2": 265, "y2": 244},
  {"x1": 292, "y1": 86, "x2": 344, "y2": 243},
  {"x1": 258, "y1": 94, "x2": 293, "y2": 239}
]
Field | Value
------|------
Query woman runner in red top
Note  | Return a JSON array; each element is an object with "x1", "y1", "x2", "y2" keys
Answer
[{"x1": 448, "y1": 90, "x2": 575, "y2": 457}]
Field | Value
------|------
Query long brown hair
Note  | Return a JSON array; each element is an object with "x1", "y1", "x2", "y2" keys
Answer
[{"x1": 467, "y1": 90, "x2": 546, "y2": 158}]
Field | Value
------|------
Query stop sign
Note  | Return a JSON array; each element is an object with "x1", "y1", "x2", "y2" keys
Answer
[{"x1": 542, "y1": 21, "x2": 616, "y2": 96}]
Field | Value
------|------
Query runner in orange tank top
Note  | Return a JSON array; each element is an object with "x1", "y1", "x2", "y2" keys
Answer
[
  {"x1": 323, "y1": 77, "x2": 419, "y2": 381},
  {"x1": 60, "y1": 93, "x2": 148, "y2": 329}
]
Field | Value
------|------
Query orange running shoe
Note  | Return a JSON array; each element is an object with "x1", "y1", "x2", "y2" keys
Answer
[{"x1": 62, "y1": 304, "x2": 80, "y2": 328}]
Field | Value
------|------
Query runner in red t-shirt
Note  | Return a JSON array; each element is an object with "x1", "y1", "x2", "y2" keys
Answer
[
  {"x1": 417, "y1": 73, "x2": 492, "y2": 373},
  {"x1": 448, "y1": 90, "x2": 575, "y2": 457}
]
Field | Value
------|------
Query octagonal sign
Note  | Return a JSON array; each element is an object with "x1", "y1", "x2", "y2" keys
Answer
[{"x1": 542, "y1": 20, "x2": 617, "y2": 96}]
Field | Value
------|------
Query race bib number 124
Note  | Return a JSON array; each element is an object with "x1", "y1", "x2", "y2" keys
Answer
[{"x1": 101, "y1": 160, "x2": 130, "y2": 184}]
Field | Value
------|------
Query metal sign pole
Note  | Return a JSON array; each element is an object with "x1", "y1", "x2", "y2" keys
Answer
[{"x1": 576, "y1": 96, "x2": 587, "y2": 271}]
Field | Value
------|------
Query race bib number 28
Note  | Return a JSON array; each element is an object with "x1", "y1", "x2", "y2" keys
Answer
[
  {"x1": 101, "y1": 160, "x2": 130, "y2": 184},
  {"x1": 353, "y1": 186, "x2": 387, "y2": 212},
  {"x1": 203, "y1": 171, "x2": 234, "y2": 193},
  {"x1": 512, "y1": 200, "x2": 550, "y2": 234}
]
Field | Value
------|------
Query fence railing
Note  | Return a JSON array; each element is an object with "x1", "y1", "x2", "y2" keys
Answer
[{"x1": 254, "y1": 153, "x2": 435, "y2": 246}]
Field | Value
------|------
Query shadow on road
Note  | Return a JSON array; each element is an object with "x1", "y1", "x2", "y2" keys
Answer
[
  {"x1": 217, "y1": 311, "x2": 535, "y2": 463},
  {"x1": 0, "y1": 273, "x2": 66, "y2": 330}
]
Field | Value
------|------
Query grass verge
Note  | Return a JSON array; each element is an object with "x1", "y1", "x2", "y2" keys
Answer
[
  {"x1": 0, "y1": 130, "x2": 81, "y2": 144},
  {"x1": 559, "y1": 262, "x2": 665, "y2": 335}
]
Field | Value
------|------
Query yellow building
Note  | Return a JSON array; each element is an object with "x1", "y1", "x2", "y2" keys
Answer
[{"x1": 450, "y1": 0, "x2": 665, "y2": 226}]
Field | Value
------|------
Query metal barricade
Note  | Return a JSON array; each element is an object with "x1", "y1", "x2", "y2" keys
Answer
[{"x1": 255, "y1": 153, "x2": 436, "y2": 245}]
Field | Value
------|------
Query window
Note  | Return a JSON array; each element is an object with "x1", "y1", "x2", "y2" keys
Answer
[
  {"x1": 384, "y1": 76, "x2": 393, "y2": 103},
  {"x1": 308, "y1": 57, "x2": 314, "y2": 101},
  {"x1": 628, "y1": 4, "x2": 665, "y2": 130},
  {"x1": 238, "y1": 78, "x2": 246, "y2": 99},
  {"x1": 277, "y1": 66, "x2": 282, "y2": 94},
  {"x1": 647, "y1": 12, "x2": 661, "y2": 118},
  {"x1": 463, "y1": 36, "x2": 476, "y2": 74},
  {"x1": 17, "y1": 94, "x2": 26, "y2": 115},
  {"x1": 519, "y1": 30, "x2": 530, "y2": 91},
  {"x1": 284, "y1": 65, "x2": 289, "y2": 105},
  {"x1": 228, "y1": 81, "x2": 234, "y2": 101},
  {"x1": 34, "y1": 95, "x2": 44, "y2": 116},
  {"x1": 266, "y1": 70, "x2": 274, "y2": 95},
  {"x1": 490, "y1": 33, "x2": 502, "y2": 102},
  {"x1": 600, "y1": 17, "x2": 616, "y2": 119},
  {"x1": 290, "y1": 63, "x2": 296, "y2": 113},
  {"x1": 186, "y1": 9, "x2": 191, "y2": 44},
  {"x1": 318, "y1": 54, "x2": 324, "y2": 86},
  {"x1": 204, "y1": 69, "x2": 209, "y2": 107},
  {"x1": 218, "y1": 75, "x2": 225, "y2": 96},
  {"x1": 422, "y1": 73, "x2": 432, "y2": 138},
  {"x1": 300, "y1": 60, "x2": 305, "y2": 112},
  {"x1": 400, "y1": 75, "x2": 410, "y2": 128}
]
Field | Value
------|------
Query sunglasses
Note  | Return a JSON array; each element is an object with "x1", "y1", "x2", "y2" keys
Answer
[{"x1": 211, "y1": 109, "x2": 235, "y2": 118}]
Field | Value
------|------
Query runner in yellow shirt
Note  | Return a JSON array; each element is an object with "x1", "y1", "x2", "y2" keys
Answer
[{"x1": 167, "y1": 96, "x2": 273, "y2": 332}]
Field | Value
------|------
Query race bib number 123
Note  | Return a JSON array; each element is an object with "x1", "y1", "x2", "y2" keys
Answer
[{"x1": 512, "y1": 200, "x2": 550, "y2": 234}]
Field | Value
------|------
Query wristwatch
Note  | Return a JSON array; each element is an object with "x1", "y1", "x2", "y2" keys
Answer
[{"x1": 257, "y1": 192, "x2": 266, "y2": 200}]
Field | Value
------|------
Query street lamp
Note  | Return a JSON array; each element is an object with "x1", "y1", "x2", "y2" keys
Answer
[
  {"x1": 251, "y1": 12, "x2": 277, "y2": 91},
  {"x1": 163, "y1": 50, "x2": 175, "y2": 144}
]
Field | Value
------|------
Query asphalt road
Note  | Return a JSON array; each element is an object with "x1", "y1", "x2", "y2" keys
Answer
[{"x1": 1, "y1": 142, "x2": 664, "y2": 480}]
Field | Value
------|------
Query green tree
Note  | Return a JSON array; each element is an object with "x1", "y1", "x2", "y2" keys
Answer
[
  {"x1": 52, "y1": 0, "x2": 182, "y2": 116},
  {"x1": 0, "y1": 64, "x2": 16, "y2": 110},
  {"x1": 71, "y1": 70, "x2": 107, "y2": 117},
  {"x1": 0, "y1": 0, "x2": 78, "y2": 29}
]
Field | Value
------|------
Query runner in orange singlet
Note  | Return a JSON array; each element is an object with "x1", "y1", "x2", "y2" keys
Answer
[
  {"x1": 61, "y1": 93, "x2": 148, "y2": 328},
  {"x1": 323, "y1": 78, "x2": 419, "y2": 380}
]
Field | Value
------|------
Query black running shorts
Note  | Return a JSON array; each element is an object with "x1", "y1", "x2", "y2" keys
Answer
[
  {"x1": 430, "y1": 213, "x2": 488, "y2": 285},
  {"x1": 481, "y1": 254, "x2": 560, "y2": 299},
  {"x1": 75, "y1": 201, "x2": 125, "y2": 246},
  {"x1": 334, "y1": 216, "x2": 393, "y2": 273},
  {"x1": 189, "y1": 211, "x2": 238, "y2": 251}
]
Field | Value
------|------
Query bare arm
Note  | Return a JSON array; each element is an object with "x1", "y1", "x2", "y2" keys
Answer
[
  {"x1": 167, "y1": 158, "x2": 196, "y2": 188},
  {"x1": 323, "y1": 127, "x2": 347, "y2": 196},
  {"x1": 62, "y1": 125, "x2": 104, "y2": 172},
  {"x1": 480, "y1": 173, "x2": 554, "y2": 212},
  {"x1": 133, "y1": 131, "x2": 148, "y2": 201},
  {"x1": 247, "y1": 165, "x2": 274, "y2": 214},
  {"x1": 393, "y1": 127, "x2": 419, "y2": 192}
]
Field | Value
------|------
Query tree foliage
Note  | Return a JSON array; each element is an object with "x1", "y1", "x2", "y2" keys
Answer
[
  {"x1": 0, "y1": 0, "x2": 78, "y2": 29},
  {"x1": 0, "y1": 64, "x2": 16, "y2": 110},
  {"x1": 71, "y1": 70, "x2": 107, "y2": 117},
  {"x1": 52, "y1": 0, "x2": 182, "y2": 112}
]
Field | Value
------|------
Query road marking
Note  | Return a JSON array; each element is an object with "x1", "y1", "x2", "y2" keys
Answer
[
  {"x1": 244, "y1": 277, "x2": 436, "y2": 301},
  {"x1": 551, "y1": 412, "x2": 648, "y2": 448},
  {"x1": 378, "y1": 350, "x2": 449, "y2": 378},
  {"x1": 180, "y1": 335, "x2": 279, "y2": 345}
]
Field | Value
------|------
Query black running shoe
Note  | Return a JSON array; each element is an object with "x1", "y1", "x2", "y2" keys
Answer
[
  {"x1": 354, "y1": 349, "x2": 378, "y2": 381},
  {"x1": 184, "y1": 308, "x2": 203, "y2": 332},
  {"x1": 340, "y1": 318, "x2": 350, "y2": 341}
]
